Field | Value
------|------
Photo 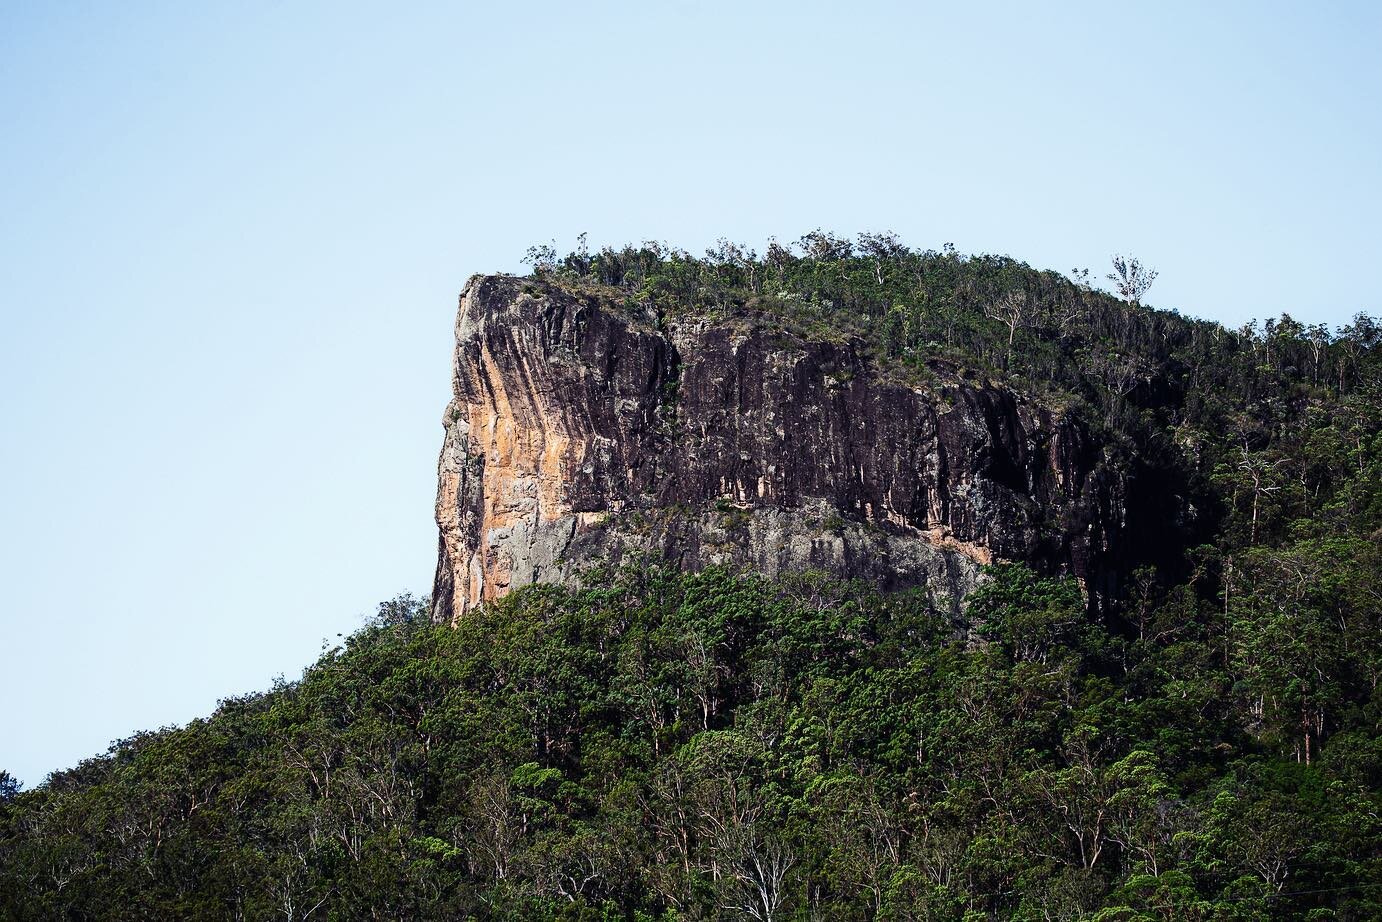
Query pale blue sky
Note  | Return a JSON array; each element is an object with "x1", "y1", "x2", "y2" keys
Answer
[{"x1": 2, "y1": 1, "x2": 1379, "y2": 786}]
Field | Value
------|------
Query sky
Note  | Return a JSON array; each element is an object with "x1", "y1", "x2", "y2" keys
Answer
[{"x1": 2, "y1": 0, "x2": 1379, "y2": 787}]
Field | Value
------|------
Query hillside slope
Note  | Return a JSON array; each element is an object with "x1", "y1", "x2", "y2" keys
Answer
[{"x1": 2, "y1": 235, "x2": 1379, "y2": 920}]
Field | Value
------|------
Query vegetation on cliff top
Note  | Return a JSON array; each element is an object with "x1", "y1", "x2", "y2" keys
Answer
[
  {"x1": 523, "y1": 232, "x2": 1378, "y2": 417},
  {"x1": 1, "y1": 235, "x2": 1378, "y2": 919}
]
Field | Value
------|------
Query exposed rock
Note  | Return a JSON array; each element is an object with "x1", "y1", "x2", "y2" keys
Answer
[{"x1": 433, "y1": 275, "x2": 1168, "y2": 623}]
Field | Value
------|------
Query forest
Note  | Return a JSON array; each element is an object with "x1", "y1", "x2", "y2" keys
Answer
[{"x1": 1, "y1": 235, "x2": 1379, "y2": 920}]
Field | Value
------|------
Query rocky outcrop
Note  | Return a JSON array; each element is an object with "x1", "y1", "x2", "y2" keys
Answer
[{"x1": 432, "y1": 275, "x2": 1162, "y2": 623}]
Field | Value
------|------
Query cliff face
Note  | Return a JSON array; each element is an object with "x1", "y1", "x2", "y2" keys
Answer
[{"x1": 433, "y1": 275, "x2": 1161, "y2": 623}]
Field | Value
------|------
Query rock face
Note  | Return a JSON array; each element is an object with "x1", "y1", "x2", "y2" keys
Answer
[{"x1": 432, "y1": 275, "x2": 1160, "y2": 623}]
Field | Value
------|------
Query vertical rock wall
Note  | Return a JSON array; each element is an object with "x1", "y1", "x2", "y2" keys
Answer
[{"x1": 433, "y1": 275, "x2": 1154, "y2": 623}]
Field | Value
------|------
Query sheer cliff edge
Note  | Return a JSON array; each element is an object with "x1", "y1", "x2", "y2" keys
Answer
[{"x1": 432, "y1": 274, "x2": 1181, "y2": 623}]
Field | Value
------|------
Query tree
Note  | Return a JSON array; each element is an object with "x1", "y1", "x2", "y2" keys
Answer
[
  {"x1": 857, "y1": 231, "x2": 907, "y2": 286},
  {"x1": 723, "y1": 832, "x2": 794, "y2": 922},
  {"x1": 1222, "y1": 446, "x2": 1286, "y2": 544},
  {"x1": 1107, "y1": 254, "x2": 1158, "y2": 305},
  {"x1": 967, "y1": 563, "x2": 1086, "y2": 666},
  {"x1": 521, "y1": 241, "x2": 558, "y2": 276},
  {"x1": 986, "y1": 290, "x2": 1029, "y2": 369}
]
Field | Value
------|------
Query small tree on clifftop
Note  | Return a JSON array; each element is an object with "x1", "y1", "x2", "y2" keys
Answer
[{"x1": 1107, "y1": 254, "x2": 1158, "y2": 305}]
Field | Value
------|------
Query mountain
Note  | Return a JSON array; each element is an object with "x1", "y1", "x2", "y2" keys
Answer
[
  {"x1": 433, "y1": 273, "x2": 1190, "y2": 624},
  {"x1": 2, "y1": 235, "x2": 1379, "y2": 920}
]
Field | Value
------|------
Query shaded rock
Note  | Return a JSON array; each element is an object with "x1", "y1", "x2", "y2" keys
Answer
[{"x1": 433, "y1": 275, "x2": 1160, "y2": 623}]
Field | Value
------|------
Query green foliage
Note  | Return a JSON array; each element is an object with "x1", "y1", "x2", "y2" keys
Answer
[
  {"x1": 2, "y1": 556, "x2": 1378, "y2": 919},
  {"x1": 523, "y1": 233, "x2": 1379, "y2": 447},
  {"x1": 2, "y1": 235, "x2": 1379, "y2": 918},
  {"x1": 968, "y1": 563, "x2": 1093, "y2": 665}
]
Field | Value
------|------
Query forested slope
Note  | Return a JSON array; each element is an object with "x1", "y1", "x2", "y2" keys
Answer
[{"x1": 2, "y1": 236, "x2": 1379, "y2": 920}]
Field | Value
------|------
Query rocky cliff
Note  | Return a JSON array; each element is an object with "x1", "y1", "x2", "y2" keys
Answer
[{"x1": 432, "y1": 275, "x2": 1166, "y2": 623}]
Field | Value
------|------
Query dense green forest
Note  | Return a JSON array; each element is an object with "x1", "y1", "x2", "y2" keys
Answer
[{"x1": 2, "y1": 235, "x2": 1379, "y2": 919}]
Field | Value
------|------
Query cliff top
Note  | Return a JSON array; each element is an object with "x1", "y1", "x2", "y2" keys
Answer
[
  {"x1": 510, "y1": 234, "x2": 1380, "y2": 447},
  {"x1": 433, "y1": 240, "x2": 1380, "y2": 625}
]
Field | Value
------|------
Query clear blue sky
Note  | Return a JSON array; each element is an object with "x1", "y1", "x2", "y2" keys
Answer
[{"x1": 2, "y1": 1, "x2": 1378, "y2": 786}]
